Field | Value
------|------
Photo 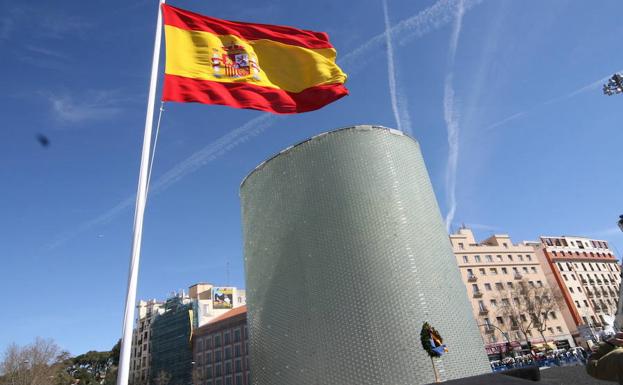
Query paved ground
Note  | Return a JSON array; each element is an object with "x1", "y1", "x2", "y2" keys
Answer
[
  {"x1": 425, "y1": 365, "x2": 615, "y2": 384},
  {"x1": 539, "y1": 365, "x2": 613, "y2": 384}
]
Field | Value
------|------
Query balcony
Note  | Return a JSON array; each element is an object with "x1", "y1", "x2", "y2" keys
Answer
[
  {"x1": 473, "y1": 290, "x2": 483, "y2": 298},
  {"x1": 587, "y1": 291, "x2": 594, "y2": 298},
  {"x1": 589, "y1": 280, "x2": 596, "y2": 285},
  {"x1": 467, "y1": 275, "x2": 477, "y2": 282},
  {"x1": 581, "y1": 279, "x2": 588, "y2": 285},
  {"x1": 514, "y1": 273, "x2": 523, "y2": 280},
  {"x1": 595, "y1": 291, "x2": 602, "y2": 298},
  {"x1": 596, "y1": 280, "x2": 604, "y2": 286},
  {"x1": 479, "y1": 307, "x2": 489, "y2": 315}
]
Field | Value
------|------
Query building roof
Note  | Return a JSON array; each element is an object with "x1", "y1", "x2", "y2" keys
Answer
[{"x1": 208, "y1": 305, "x2": 247, "y2": 325}]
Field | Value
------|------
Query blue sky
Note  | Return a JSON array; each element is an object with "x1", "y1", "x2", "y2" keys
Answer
[{"x1": 1, "y1": 0, "x2": 622, "y2": 355}]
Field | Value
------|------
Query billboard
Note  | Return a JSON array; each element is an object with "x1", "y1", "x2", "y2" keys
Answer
[{"x1": 213, "y1": 287, "x2": 234, "y2": 309}]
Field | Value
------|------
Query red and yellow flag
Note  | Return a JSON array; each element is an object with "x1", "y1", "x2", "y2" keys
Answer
[{"x1": 161, "y1": 5, "x2": 348, "y2": 114}]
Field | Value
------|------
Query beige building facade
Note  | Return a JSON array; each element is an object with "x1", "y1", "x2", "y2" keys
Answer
[
  {"x1": 531, "y1": 235, "x2": 621, "y2": 344},
  {"x1": 450, "y1": 228, "x2": 574, "y2": 358}
]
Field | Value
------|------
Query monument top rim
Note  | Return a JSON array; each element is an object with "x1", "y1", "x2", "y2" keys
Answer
[{"x1": 239, "y1": 125, "x2": 417, "y2": 191}]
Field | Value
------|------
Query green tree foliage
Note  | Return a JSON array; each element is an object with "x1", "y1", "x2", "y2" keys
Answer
[{"x1": 0, "y1": 337, "x2": 121, "y2": 385}]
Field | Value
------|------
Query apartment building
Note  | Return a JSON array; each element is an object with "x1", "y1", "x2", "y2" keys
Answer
[
  {"x1": 532, "y1": 235, "x2": 621, "y2": 343},
  {"x1": 192, "y1": 306, "x2": 250, "y2": 385},
  {"x1": 450, "y1": 228, "x2": 574, "y2": 359},
  {"x1": 129, "y1": 299, "x2": 165, "y2": 385}
]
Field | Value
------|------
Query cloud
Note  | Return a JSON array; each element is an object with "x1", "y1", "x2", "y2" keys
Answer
[
  {"x1": 46, "y1": 0, "x2": 484, "y2": 249},
  {"x1": 34, "y1": 12, "x2": 93, "y2": 40},
  {"x1": 46, "y1": 90, "x2": 133, "y2": 124},
  {"x1": 382, "y1": 0, "x2": 412, "y2": 134},
  {"x1": 443, "y1": 0, "x2": 465, "y2": 232},
  {"x1": 25, "y1": 45, "x2": 69, "y2": 60}
]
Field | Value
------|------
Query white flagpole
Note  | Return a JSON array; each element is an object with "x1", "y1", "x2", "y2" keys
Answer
[{"x1": 117, "y1": 1, "x2": 165, "y2": 385}]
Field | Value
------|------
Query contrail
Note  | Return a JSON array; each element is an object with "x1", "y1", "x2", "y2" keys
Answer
[
  {"x1": 45, "y1": 114, "x2": 275, "y2": 250},
  {"x1": 443, "y1": 0, "x2": 465, "y2": 232},
  {"x1": 339, "y1": 0, "x2": 482, "y2": 74},
  {"x1": 47, "y1": 0, "x2": 483, "y2": 249},
  {"x1": 382, "y1": 0, "x2": 412, "y2": 134},
  {"x1": 483, "y1": 69, "x2": 623, "y2": 132}
]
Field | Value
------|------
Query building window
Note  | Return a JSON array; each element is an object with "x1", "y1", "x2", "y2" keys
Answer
[
  {"x1": 475, "y1": 255, "x2": 481, "y2": 262},
  {"x1": 480, "y1": 268, "x2": 487, "y2": 275},
  {"x1": 224, "y1": 331, "x2": 231, "y2": 345},
  {"x1": 463, "y1": 255, "x2": 469, "y2": 263},
  {"x1": 490, "y1": 299, "x2": 497, "y2": 307},
  {"x1": 496, "y1": 282, "x2": 504, "y2": 290},
  {"x1": 216, "y1": 350, "x2": 222, "y2": 362},
  {"x1": 507, "y1": 282, "x2": 513, "y2": 289},
  {"x1": 234, "y1": 328, "x2": 241, "y2": 342},
  {"x1": 234, "y1": 343, "x2": 241, "y2": 358},
  {"x1": 490, "y1": 268, "x2": 497, "y2": 275},
  {"x1": 526, "y1": 255, "x2": 532, "y2": 261},
  {"x1": 235, "y1": 374, "x2": 243, "y2": 385},
  {"x1": 225, "y1": 360, "x2": 232, "y2": 375},
  {"x1": 501, "y1": 267, "x2": 508, "y2": 274},
  {"x1": 215, "y1": 334, "x2": 222, "y2": 348},
  {"x1": 225, "y1": 346, "x2": 232, "y2": 360},
  {"x1": 485, "y1": 255, "x2": 493, "y2": 262},
  {"x1": 575, "y1": 300, "x2": 581, "y2": 307},
  {"x1": 235, "y1": 358, "x2": 242, "y2": 372},
  {"x1": 485, "y1": 283, "x2": 492, "y2": 291},
  {"x1": 569, "y1": 287, "x2": 574, "y2": 293},
  {"x1": 458, "y1": 242, "x2": 464, "y2": 249},
  {"x1": 497, "y1": 255, "x2": 503, "y2": 262},
  {"x1": 508, "y1": 255, "x2": 513, "y2": 262},
  {"x1": 518, "y1": 255, "x2": 524, "y2": 261}
]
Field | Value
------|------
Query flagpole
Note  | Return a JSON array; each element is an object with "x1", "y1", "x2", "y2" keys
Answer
[{"x1": 117, "y1": 1, "x2": 165, "y2": 385}]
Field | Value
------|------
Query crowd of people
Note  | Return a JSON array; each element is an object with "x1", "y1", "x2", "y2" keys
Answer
[{"x1": 490, "y1": 347, "x2": 588, "y2": 372}]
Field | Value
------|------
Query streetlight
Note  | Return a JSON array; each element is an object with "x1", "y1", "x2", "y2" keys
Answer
[
  {"x1": 603, "y1": 73, "x2": 623, "y2": 96},
  {"x1": 478, "y1": 323, "x2": 512, "y2": 357},
  {"x1": 618, "y1": 214, "x2": 623, "y2": 233}
]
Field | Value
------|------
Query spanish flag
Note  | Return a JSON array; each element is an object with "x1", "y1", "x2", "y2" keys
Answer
[{"x1": 162, "y1": 5, "x2": 348, "y2": 114}]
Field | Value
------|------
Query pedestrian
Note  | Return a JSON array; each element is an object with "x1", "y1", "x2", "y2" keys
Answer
[{"x1": 586, "y1": 331, "x2": 623, "y2": 383}]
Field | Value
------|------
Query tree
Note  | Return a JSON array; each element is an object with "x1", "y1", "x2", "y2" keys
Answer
[
  {"x1": 494, "y1": 279, "x2": 563, "y2": 350},
  {"x1": 0, "y1": 337, "x2": 62, "y2": 385}
]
